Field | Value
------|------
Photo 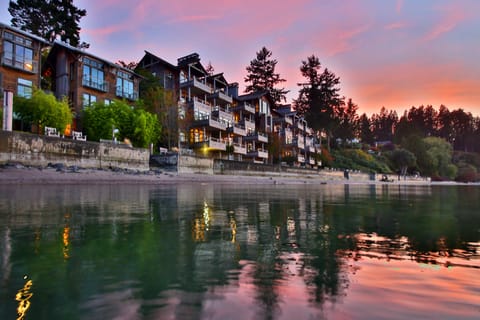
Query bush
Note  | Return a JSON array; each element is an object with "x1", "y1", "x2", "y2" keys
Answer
[
  {"x1": 13, "y1": 89, "x2": 73, "y2": 133},
  {"x1": 331, "y1": 148, "x2": 391, "y2": 173},
  {"x1": 455, "y1": 163, "x2": 478, "y2": 182}
]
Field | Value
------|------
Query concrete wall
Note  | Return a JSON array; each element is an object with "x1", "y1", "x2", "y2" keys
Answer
[
  {"x1": 0, "y1": 131, "x2": 149, "y2": 171},
  {"x1": 178, "y1": 155, "x2": 213, "y2": 174}
]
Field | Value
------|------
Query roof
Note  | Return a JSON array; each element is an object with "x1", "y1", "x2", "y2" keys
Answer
[
  {"x1": 0, "y1": 22, "x2": 50, "y2": 44},
  {"x1": 237, "y1": 90, "x2": 270, "y2": 102},
  {"x1": 49, "y1": 40, "x2": 141, "y2": 75},
  {"x1": 139, "y1": 50, "x2": 178, "y2": 71}
]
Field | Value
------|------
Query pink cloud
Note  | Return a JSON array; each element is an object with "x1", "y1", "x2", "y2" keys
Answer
[
  {"x1": 385, "y1": 22, "x2": 407, "y2": 30},
  {"x1": 422, "y1": 5, "x2": 466, "y2": 42},
  {"x1": 396, "y1": 0, "x2": 404, "y2": 14}
]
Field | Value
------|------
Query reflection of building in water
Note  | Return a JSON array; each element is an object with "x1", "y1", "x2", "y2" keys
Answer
[{"x1": 0, "y1": 228, "x2": 12, "y2": 287}]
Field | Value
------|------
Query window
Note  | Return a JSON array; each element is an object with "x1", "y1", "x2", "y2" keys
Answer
[
  {"x1": 2, "y1": 32, "x2": 34, "y2": 73},
  {"x1": 17, "y1": 78, "x2": 32, "y2": 98},
  {"x1": 104, "y1": 99, "x2": 112, "y2": 106},
  {"x1": 116, "y1": 70, "x2": 136, "y2": 100},
  {"x1": 83, "y1": 93, "x2": 96, "y2": 108},
  {"x1": 82, "y1": 57, "x2": 106, "y2": 91}
]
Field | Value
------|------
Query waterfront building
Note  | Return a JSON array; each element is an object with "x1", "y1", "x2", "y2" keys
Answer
[
  {"x1": 44, "y1": 41, "x2": 142, "y2": 130},
  {"x1": 0, "y1": 23, "x2": 49, "y2": 129}
]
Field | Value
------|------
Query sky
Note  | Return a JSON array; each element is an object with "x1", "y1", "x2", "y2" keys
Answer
[{"x1": 2, "y1": 0, "x2": 480, "y2": 116}]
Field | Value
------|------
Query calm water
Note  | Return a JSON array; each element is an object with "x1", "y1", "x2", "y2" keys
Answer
[{"x1": 0, "y1": 183, "x2": 479, "y2": 320}]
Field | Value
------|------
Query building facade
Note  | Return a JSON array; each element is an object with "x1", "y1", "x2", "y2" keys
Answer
[{"x1": 44, "y1": 41, "x2": 142, "y2": 130}]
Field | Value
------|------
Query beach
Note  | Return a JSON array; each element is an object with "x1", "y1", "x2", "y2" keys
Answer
[{"x1": 0, "y1": 163, "x2": 452, "y2": 186}]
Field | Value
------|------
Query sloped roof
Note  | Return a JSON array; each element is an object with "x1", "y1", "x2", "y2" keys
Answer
[{"x1": 139, "y1": 50, "x2": 178, "y2": 71}]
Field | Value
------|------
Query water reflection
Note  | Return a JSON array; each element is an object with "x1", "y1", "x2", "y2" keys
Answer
[{"x1": 0, "y1": 184, "x2": 479, "y2": 319}]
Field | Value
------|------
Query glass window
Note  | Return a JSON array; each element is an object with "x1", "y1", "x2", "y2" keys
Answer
[
  {"x1": 104, "y1": 99, "x2": 111, "y2": 106},
  {"x1": 2, "y1": 40, "x2": 33, "y2": 72},
  {"x1": 82, "y1": 58, "x2": 106, "y2": 91},
  {"x1": 82, "y1": 93, "x2": 97, "y2": 108},
  {"x1": 17, "y1": 78, "x2": 33, "y2": 98},
  {"x1": 116, "y1": 70, "x2": 135, "y2": 100}
]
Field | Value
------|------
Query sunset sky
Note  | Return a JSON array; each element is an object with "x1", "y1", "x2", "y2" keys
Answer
[{"x1": 2, "y1": 0, "x2": 480, "y2": 115}]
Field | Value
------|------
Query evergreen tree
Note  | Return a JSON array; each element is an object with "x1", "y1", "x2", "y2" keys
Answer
[
  {"x1": 9, "y1": 0, "x2": 88, "y2": 47},
  {"x1": 358, "y1": 113, "x2": 374, "y2": 145},
  {"x1": 244, "y1": 46, "x2": 288, "y2": 107},
  {"x1": 294, "y1": 55, "x2": 343, "y2": 148}
]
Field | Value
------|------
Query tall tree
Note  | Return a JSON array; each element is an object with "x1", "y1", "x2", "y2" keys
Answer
[
  {"x1": 358, "y1": 113, "x2": 374, "y2": 145},
  {"x1": 9, "y1": 0, "x2": 88, "y2": 47},
  {"x1": 371, "y1": 107, "x2": 398, "y2": 142},
  {"x1": 333, "y1": 98, "x2": 359, "y2": 144},
  {"x1": 244, "y1": 46, "x2": 288, "y2": 107},
  {"x1": 294, "y1": 55, "x2": 343, "y2": 148}
]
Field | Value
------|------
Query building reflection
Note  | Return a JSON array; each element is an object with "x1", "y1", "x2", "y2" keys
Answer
[{"x1": 0, "y1": 183, "x2": 478, "y2": 318}]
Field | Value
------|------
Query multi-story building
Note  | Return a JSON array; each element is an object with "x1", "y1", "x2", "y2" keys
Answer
[
  {"x1": 44, "y1": 41, "x2": 142, "y2": 130},
  {"x1": 235, "y1": 91, "x2": 272, "y2": 163},
  {"x1": 1, "y1": 23, "x2": 49, "y2": 129},
  {"x1": 273, "y1": 105, "x2": 320, "y2": 167},
  {"x1": 137, "y1": 50, "x2": 180, "y2": 149}
]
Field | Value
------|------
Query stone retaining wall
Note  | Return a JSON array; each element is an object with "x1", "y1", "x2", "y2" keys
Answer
[{"x1": 0, "y1": 131, "x2": 150, "y2": 171}]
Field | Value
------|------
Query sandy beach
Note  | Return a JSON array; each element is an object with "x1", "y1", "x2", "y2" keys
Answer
[{"x1": 0, "y1": 163, "x2": 454, "y2": 186}]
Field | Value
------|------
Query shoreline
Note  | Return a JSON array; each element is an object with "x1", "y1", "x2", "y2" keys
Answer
[{"x1": 0, "y1": 164, "x2": 474, "y2": 186}]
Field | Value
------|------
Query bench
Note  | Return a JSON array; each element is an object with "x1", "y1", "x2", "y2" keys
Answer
[
  {"x1": 72, "y1": 130, "x2": 87, "y2": 141},
  {"x1": 44, "y1": 126, "x2": 60, "y2": 137}
]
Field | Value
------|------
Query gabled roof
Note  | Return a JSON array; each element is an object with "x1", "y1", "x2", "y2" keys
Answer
[
  {"x1": 139, "y1": 50, "x2": 178, "y2": 71},
  {"x1": 48, "y1": 40, "x2": 141, "y2": 75},
  {"x1": 237, "y1": 90, "x2": 270, "y2": 102},
  {"x1": 0, "y1": 22, "x2": 50, "y2": 45}
]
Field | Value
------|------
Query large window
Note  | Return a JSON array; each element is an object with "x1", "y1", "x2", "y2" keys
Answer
[
  {"x1": 116, "y1": 70, "x2": 136, "y2": 100},
  {"x1": 17, "y1": 78, "x2": 32, "y2": 98},
  {"x1": 82, "y1": 93, "x2": 97, "y2": 108},
  {"x1": 82, "y1": 57, "x2": 107, "y2": 91},
  {"x1": 2, "y1": 32, "x2": 35, "y2": 73}
]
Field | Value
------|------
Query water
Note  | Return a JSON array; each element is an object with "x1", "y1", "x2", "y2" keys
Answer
[{"x1": 0, "y1": 183, "x2": 479, "y2": 319}]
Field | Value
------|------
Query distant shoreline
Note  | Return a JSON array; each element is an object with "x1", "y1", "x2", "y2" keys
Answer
[{"x1": 1, "y1": 164, "x2": 475, "y2": 186}]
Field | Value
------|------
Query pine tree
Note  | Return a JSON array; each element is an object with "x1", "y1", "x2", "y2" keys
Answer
[
  {"x1": 9, "y1": 0, "x2": 88, "y2": 47},
  {"x1": 244, "y1": 46, "x2": 288, "y2": 107},
  {"x1": 294, "y1": 54, "x2": 343, "y2": 148}
]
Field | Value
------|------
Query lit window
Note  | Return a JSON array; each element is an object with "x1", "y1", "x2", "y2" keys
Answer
[
  {"x1": 17, "y1": 78, "x2": 32, "y2": 98},
  {"x1": 2, "y1": 34, "x2": 34, "y2": 73}
]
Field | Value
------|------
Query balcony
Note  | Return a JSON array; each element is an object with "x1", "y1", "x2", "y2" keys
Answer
[
  {"x1": 247, "y1": 149, "x2": 269, "y2": 159},
  {"x1": 245, "y1": 131, "x2": 268, "y2": 143},
  {"x1": 209, "y1": 90, "x2": 233, "y2": 104},
  {"x1": 2, "y1": 55, "x2": 38, "y2": 73},
  {"x1": 297, "y1": 155, "x2": 305, "y2": 163},
  {"x1": 233, "y1": 143, "x2": 247, "y2": 155},
  {"x1": 212, "y1": 106, "x2": 233, "y2": 123},
  {"x1": 228, "y1": 124, "x2": 247, "y2": 136},
  {"x1": 192, "y1": 98, "x2": 211, "y2": 114},
  {"x1": 207, "y1": 137, "x2": 226, "y2": 150},
  {"x1": 241, "y1": 118, "x2": 255, "y2": 131},
  {"x1": 285, "y1": 117, "x2": 293, "y2": 125},
  {"x1": 180, "y1": 76, "x2": 212, "y2": 94},
  {"x1": 232, "y1": 102, "x2": 255, "y2": 114},
  {"x1": 309, "y1": 158, "x2": 316, "y2": 165},
  {"x1": 192, "y1": 114, "x2": 226, "y2": 131}
]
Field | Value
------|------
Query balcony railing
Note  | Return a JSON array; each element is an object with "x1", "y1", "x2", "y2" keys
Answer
[
  {"x1": 208, "y1": 137, "x2": 226, "y2": 150},
  {"x1": 209, "y1": 90, "x2": 233, "y2": 104},
  {"x1": 233, "y1": 143, "x2": 247, "y2": 155},
  {"x1": 297, "y1": 155, "x2": 305, "y2": 163},
  {"x1": 228, "y1": 124, "x2": 247, "y2": 136},
  {"x1": 232, "y1": 102, "x2": 255, "y2": 114},
  {"x1": 2, "y1": 55, "x2": 38, "y2": 73},
  {"x1": 247, "y1": 149, "x2": 269, "y2": 159},
  {"x1": 116, "y1": 88, "x2": 138, "y2": 100},
  {"x1": 212, "y1": 106, "x2": 233, "y2": 122},
  {"x1": 309, "y1": 158, "x2": 316, "y2": 165},
  {"x1": 285, "y1": 117, "x2": 293, "y2": 125},
  {"x1": 241, "y1": 118, "x2": 255, "y2": 131},
  {"x1": 245, "y1": 131, "x2": 268, "y2": 143},
  {"x1": 180, "y1": 76, "x2": 212, "y2": 94},
  {"x1": 192, "y1": 98, "x2": 211, "y2": 114},
  {"x1": 83, "y1": 76, "x2": 108, "y2": 92}
]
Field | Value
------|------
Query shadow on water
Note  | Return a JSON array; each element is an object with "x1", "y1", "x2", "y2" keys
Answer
[{"x1": 0, "y1": 183, "x2": 479, "y2": 319}]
